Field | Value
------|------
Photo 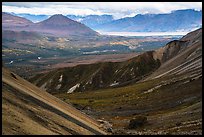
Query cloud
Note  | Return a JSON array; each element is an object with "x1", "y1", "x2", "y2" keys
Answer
[{"x1": 2, "y1": 2, "x2": 202, "y2": 19}]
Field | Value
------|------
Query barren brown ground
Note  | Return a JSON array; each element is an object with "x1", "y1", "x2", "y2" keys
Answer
[
  {"x1": 2, "y1": 67, "x2": 107, "y2": 135},
  {"x1": 47, "y1": 53, "x2": 140, "y2": 69}
]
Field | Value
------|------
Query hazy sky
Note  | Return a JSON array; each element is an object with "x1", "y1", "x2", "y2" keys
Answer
[{"x1": 2, "y1": 2, "x2": 202, "y2": 19}]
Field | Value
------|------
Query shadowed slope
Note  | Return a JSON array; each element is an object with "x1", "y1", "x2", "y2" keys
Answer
[{"x1": 29, "y1": 51, "x2": 160, "y2": 93}]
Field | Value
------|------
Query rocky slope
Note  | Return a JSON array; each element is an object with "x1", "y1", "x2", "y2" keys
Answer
[
  {"x1": 148, "y1": 28, "x2": 202, "y2": 80},
  {"x1": 29, "y1": 51, "x2": 160, "y2": 93},
  {"x1": 2, "y1": 67, "x2": 106, "y2": 135}
]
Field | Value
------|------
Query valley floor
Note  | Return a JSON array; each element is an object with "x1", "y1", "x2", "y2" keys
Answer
[
  {"x1": 5, "y1": 52, "x2": 140, "y2": 79},
  {"x1": 55, "y1": 74, "x2": 202, "y2": 135}
]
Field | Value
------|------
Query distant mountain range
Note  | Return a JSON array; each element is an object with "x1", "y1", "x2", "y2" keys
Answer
[
  {"x1": 95, "y1": 9, "x2": 202, "y2": 32},
  {"x1": 10, "y1": 13, "x2": 50, "y2": 23},
  {"x1": 9, "y1": 13, "x2": 114, "y2": 30},
  {"x1": 28, "y1": 14, "x2": 99, "y2": 37},
  {"x1": 2, "y1": 12, "x2": 99, "y2": 37},
  {"x1": 66, "y1": 15, "x2": 114, "y2": 29},
  {"x1": 9, "y1": 13, "x2": 114, "y2": 29},
  {"x1": 6, "y1": 9, "x2": 202, "y2": 33}
]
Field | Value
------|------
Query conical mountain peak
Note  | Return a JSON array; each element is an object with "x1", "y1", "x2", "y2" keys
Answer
[{"x1": 39, "y1": 14, "x2": 75, "y2": 25}]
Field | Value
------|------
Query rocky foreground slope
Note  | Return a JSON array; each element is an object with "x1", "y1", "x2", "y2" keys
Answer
[{"x1": 2, "y1": 67, "x2": 106, "y2": 135}]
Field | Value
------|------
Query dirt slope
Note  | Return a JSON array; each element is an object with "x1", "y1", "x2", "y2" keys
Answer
[{"x1": 2, "y1": 67, "x2": 106, "y2": 135}]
